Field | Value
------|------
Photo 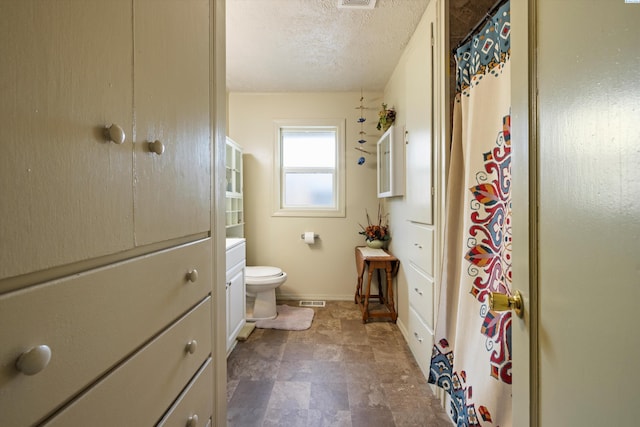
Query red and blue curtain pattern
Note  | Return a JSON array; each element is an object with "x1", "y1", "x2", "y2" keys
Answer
[{"x1": 428, "y1": 2, "x2": 512, "y2": 426}]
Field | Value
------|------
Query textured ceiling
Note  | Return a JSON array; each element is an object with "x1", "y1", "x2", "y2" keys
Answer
[{"x1": 226, "y1": 0, "x2": 429, "y2": 92}]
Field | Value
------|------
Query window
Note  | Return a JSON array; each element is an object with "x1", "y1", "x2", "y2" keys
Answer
[{"x1": 274, "y1": 119, "x2": 345, "y2": 217}]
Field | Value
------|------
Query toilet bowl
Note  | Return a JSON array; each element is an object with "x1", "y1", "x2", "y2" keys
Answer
[{"x1": 245, "y1": 266, "x2": 287, "y2": 321}]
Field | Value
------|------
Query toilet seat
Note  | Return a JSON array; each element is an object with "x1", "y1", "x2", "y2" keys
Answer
[{"x1": 246, "y1": 266, "x2": 282, "y2": 279}]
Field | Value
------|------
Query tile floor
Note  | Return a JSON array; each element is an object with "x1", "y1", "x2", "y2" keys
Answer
[{"x1": 226, "y1": 301, "x2": 451, "y2": 427}]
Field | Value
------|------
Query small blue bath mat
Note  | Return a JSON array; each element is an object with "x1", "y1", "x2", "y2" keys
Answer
[{"x1": 255, "y1": 305, "x2": 314, "y2": 330}]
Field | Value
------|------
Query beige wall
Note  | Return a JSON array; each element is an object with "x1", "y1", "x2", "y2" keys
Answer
[{"x1": 228, "y1": 92, "x2": 382, "y2": 300}]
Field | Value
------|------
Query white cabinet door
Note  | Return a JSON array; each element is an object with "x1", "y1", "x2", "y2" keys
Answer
[
  {"x1": 226, "y1": 264, "x2": 246, "y2": 351},
  {"x1": 0, "y1": 1, "x2": 134, "y2": 280},
  {"x1": 404, "y1": 4, "x2": 435, "y2": 225},
  {"x1": 133, "y1": 0, "x2": 211, "y2": 246}
]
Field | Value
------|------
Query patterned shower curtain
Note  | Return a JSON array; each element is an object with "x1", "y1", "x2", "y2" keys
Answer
[{"x1": 428, "y1": 2, "x2": 512, "y2": 426}]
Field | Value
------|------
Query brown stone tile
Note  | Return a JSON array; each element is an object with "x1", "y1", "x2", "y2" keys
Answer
[
  {"x1": 248, "y1": 342, "x2": 286, "y2": 360},
  {"x1": 227, "y1": 405, "x2": 267, "y2": 427},
  {"x1": 227, "y1": 378, "x2": 239, "y2": 402},
  {"x1": 267, "y1": 380, "x2": 311, "y2": 410},
  {"x1": 314, "y1": 318, "x2": 342, "y2": 332},
  {"x1": 307, "y1": 409, "x2": 353, "y2": 427},
  {"x1": 347, "y1": 381, "x2": 389, "y2": 409},
  {"x1": 381, "y1": 382, "x2": 431, "y2": 411},
  {"x1": 310, "y1": 361, "x2": 347, "y2": 383},
  {"x1": 257, "y1": 328, "x2": 290, "y2": 344},
  {"x1": 228, "y1": 379, "x2": 274, "y2": 409},
  {"x1": 313, "y1": 343, "x2": 343, "y2": 361},
  {"x1": 341, "y1": 344, "x2": 375, "y2": 363},
  {"x1": 277, "y1": 359, "x2": 315, "y2": 382},
  {"x1": 344, "y1": 360, "x2": 381, "y2": 384},
  {"x1": 372, "y1": 344, "x2": 411, "y2": 364},
  {"x1": 350, "y1": 407, "x2": 396, "y2": 427},
  {"x1": 282, "y1": 341, "x2": 316, "y2": 361},
  {"x1": 262, "y1": 408, "x2": 309, "y2": 427},
  {"x1": 374, "y1": 360, "x2": 428, "y2": 385},
  {"x1": 392, "y1": 408, "x2": 453, "y2": 427},
  {"x1": 227, "y1": 355, "x2": 281, "y2": 381},
  {"x1": 310, "y1": 382, "x2": 350, "y2": 411},
  {"x1": 227, "y1": 300, "x2": 450, "y2": 426}
]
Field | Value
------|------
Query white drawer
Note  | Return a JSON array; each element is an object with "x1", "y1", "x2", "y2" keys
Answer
[
  {"x1": 0, "y1": 239, "x2": 211, "y2": 427},
  {"x1": 407, "y1": 223, "x2": 434, "y2": 275},
  {"x1": 44, "y1": 298, "x2": 212, "y2": 426},
  {"x1": 157, "y1": 357, "x2": 213, "y2": 426},
  {"x1": 407, "y1": 307, "x2": 434, "y2": 378},
  {"x1": 226, "y1": 239, "x2": 246, "y2": 270},
  {"x1": 406, "y1": 265, "x2": 434, "y2": 331}
]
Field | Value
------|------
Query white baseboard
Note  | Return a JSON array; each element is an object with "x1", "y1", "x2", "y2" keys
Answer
[{"x1": 276, "y1": 292, "x2": 354, "y2": 301}]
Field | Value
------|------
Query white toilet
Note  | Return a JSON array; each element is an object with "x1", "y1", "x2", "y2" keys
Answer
[{"x1": 245, "y1": 266, "x2": 288, "y2": 321}]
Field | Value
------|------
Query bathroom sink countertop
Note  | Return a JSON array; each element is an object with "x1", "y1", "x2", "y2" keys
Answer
[{"x1": 226, "y1": 238, "x2": 246, "y2": 250}]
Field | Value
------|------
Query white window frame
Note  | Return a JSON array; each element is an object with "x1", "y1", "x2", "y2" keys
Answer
[{"x1": 273, "y1": 119, "x2": 346, "y2": 217}]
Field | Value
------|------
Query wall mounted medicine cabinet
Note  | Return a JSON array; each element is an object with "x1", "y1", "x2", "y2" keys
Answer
[{"x1": 377, "y1": 125, "x2": 405, "y2": 198}]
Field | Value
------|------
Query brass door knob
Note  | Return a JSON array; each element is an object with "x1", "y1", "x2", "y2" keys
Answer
[{"x1": 489, "y1": 290, "x2": 523, "y2": 317}]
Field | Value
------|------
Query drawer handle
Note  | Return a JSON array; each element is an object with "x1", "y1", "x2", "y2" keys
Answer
[
  {"x1": 148, "y1": 139, "x2": 165, "y2": 155},
  {"x1": 105, "y1": 123, "x2": 126, "y2": 144},
  {"x1": 187, "y1": 269, "x2": 199, "y2": 283},
  {"x1": 186, "y1": 414, "x2": 199, "y2": 427},
  {"x1": 16, "y1": 345, "x2": 52, "y2": 375},
  {"x1": 413, "y1": 332, "x2": 423, "y2": 343},
  {"x1": 414, "y1": 287, "x2": 423, "y2": 296},
  {"x1": 414, "y1": 243, "x2": 423, "y2": 249},
  {"x1": 185, "y1": 340, "x2": 198, "y2": 355}
]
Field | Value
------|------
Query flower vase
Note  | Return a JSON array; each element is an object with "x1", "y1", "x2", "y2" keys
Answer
[{"x1": 366, "y1": 239, "x2": 386, "y2": 249}]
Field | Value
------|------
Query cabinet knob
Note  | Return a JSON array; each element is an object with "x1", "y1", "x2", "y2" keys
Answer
[
  {"x1": 186, "y1": 414, "x2": 199, "y2": 427},
  {"x1": 187, "y1": 269, "x2": 199, "y2": 283},
  {"x1": 148, "y1": 140, "x2": 165, "y2": 155},
  {"x1": 105, "y1": 124, "x2": 126, "y2": 144},
  {"x1": 185, "y1": 340, "x2": 198, "y2": 354},
  {"x1": 16, "y1": 345, "x2": 52, "y2": 375},
  {"x1": 413, "y1": 332, "x2": 423, "y2": 343},
  {"x1": 414, "y1": 243, "x2": 423, "y2": 249},
  {"x1": 414, "y1": 287, "x2": 423, "y2": 296}
]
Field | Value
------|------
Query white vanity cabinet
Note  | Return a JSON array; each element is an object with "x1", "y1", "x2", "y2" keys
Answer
[{"x1": 226, "y1": 238, "x2": 247, "y2": 354}]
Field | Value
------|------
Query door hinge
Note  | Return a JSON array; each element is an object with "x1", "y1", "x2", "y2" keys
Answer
[{"x1": 430, "y1": 23, "x2": 434, "y2": 46}]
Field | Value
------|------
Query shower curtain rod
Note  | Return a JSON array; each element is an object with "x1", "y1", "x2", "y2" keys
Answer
[{"x1": 453, "y1": 0, "x2": 508, "y2": 54}]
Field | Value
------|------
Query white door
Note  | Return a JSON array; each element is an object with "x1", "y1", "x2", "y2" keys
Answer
[{"x1": 512, "y1": 0, "x2": 640, "y2": 425}]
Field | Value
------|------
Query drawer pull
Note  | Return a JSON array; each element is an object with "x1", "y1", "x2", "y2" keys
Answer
[
  {"x1": 186, "y1": 414, "x2": 199, "y2": 427},
  {"x1": 16, "y1": 345, "x2": 52, "y2": 375},
  {"x1": 148, "y1": 139, "x2": 165, "y2": 155},
  {"x1": 187, "y1": 269, "x2": 199, "y2": 283},
  {"x1": 413, "y1": 332, "x2": 423, "y2": 343},
  {"x1": 185, "y1": 340, "x2": 198, "y2": 355},
  {"x1": 105, "y1": 123, "x2": 126, "y2": 144},
  {"x1": 414, "y1": 243, "x2": 423, "y2": 249},
  {"x1": 414, "y1": 287, "x2": 423, "y2": 296}
]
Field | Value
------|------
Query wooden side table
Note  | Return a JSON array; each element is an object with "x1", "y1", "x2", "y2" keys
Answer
[{"x1": 354, "y1": 246, "x2": 399, "y2": 323}]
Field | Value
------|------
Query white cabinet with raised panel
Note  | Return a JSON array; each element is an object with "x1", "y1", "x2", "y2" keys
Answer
[
  {"x1": 0, "y1": 1, "x2": 215, "y2": 425},
  {"x1": 388, "y1": 1, "x2": 438, "y2": 379},
  {"x1": 226, "y1": 238, "x2": 246, "y2": 354},
  {"x1": 404, "y1": 9, "x2": 434, "y2": 226},
  {"x1": 0, "y1": 0, "x2": 211, "y2": 281}
]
